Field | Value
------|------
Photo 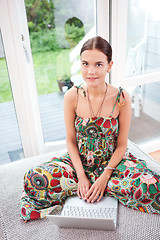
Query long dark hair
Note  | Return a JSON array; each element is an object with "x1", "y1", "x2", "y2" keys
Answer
[{"x1": 80, "y1": 36, "x2": 112, "y2": 63}]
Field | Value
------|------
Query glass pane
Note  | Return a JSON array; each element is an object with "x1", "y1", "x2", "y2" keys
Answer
[
  {"x1": 128, "y1": 82, "x2": 160, "y2": 146},
  {"x1": 126, "y1": 0, "x2": 160, "y2": 77},
  {"x1": 25, "y1": 0, "x2": 96, "y2": 142},
  {"x1": 0, "y1": 29, "x2": 24, "y2": 165}
]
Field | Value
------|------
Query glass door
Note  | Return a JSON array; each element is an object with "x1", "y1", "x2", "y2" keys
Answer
[
  {"x1": 0, "y1": 29, "x2": 24, "y2": 165},
  {"x1": 0, "y1": 0, "x2": 109, "y2": 159},
  {"x1": 126, "y1": 0, "x2": 160, "y2": 152},
  {"x1": 24, "y1": 0, "x2": 96, "y2": 144},
  {"x1": 126, "y1": 0, "x2": 160, "y2": 77},
  {"x1": 111, "y1": 0, "x2": 160, "y2": 153},
  {"x1": 0, "y1": 0, "x2": 44, "y2": 162}
]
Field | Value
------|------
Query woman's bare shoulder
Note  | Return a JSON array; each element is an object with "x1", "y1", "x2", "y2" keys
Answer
[
  {"x1": 108, "y1": 84, "x2": 119, "y2": 98},
  {"x1": 64, "y1": 86, "x2": 77, "y2": 101},
  {"x1": 109, "y1": 84, "x2": 131, "y2": 102}
]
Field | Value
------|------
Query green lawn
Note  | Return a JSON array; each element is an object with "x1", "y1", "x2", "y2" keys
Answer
[
  {"x1": 33, "y1": 49, "x2": 71, "y2": 95},
  {"x1": 0, "y1": 49, "x2": 71, "y2": 103},
  {"x1": 0, "y1": 58, "x2": 11, "y2": 102}
]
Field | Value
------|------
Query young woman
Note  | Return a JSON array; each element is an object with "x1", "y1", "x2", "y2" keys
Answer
[{"x1": 20, "y1": 36, "x2": 160, "y2": 222}]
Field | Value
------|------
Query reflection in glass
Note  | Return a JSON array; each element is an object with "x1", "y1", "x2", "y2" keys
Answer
[
  {"x1": 128, "y1": 81, "x2": 160, "y2": 147},
  {"x1": 126, "y1": 0, "x2": 160, "y2": 77},
  {"x1": 126, "y1": 0, "x2": 160, "y2": 151},
  {"x1": 25, "y1": 0, "x2": 96, "y2": 142},
  {"x1": 0, "y1": 29, "x2": 24, "y2": 165}
]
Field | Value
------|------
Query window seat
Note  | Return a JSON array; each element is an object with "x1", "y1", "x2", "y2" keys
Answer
[{"x1": 0, "y1": 140, "x2": 160, "y2": 240}]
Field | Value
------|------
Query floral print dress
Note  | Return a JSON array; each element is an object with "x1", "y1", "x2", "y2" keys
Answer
[{"x1": 20, "y1": 87, "x2": 160, "y2": 221}]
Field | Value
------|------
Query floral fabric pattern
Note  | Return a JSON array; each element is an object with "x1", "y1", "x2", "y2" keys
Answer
[{"x1": 20, "y1": 88, "x2": 160, "y2": 221}]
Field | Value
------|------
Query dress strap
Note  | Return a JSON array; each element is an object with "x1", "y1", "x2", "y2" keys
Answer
[
  {"x1": 74, "y1": 85, "x2": 86, "y2": 113},
  {"x1": 109, "y1": 87, "x2": 125, "y2": 118}
]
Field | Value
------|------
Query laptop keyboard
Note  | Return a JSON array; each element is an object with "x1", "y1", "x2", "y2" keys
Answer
[{"x1": 62, "y1": 205, "x2": 117, "y2": 220}]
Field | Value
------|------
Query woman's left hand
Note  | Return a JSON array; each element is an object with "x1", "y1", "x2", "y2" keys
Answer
[{"x1": 84, "y1": 173, "x2": 109, "y2": 203}]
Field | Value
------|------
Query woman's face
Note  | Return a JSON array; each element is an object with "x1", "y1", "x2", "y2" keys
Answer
[{"x1": 80, "y1": 49, "x2": 113, "y2": 87}]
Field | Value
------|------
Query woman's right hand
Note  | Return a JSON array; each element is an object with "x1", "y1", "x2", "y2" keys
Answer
[{"x1": 77, "y1": 175, "x2": 91, "y2": 200}]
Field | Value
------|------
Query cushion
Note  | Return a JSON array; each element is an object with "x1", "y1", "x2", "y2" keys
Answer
[{"x1": 0, "y1": 141, "x2": 159, "y2": 240}]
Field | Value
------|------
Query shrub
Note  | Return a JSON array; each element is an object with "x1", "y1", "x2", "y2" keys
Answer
[
  {"x1": 30, "y1": 29, "x2": 61, "y2": 53},
  {"x1": 65, "y1": 24, "x2": 85, "y2": 48}
]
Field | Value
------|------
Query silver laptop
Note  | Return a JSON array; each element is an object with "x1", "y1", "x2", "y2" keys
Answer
[{"x1": 47, "y1": 195, "x2": 118, "y2": 230}]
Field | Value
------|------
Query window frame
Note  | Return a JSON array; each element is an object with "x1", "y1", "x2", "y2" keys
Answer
[
  {"x1": 110, "y1": 0, "x2": 160, "y2": 88},
  {"x1": 0, "y1": 0, "x2": 44, "y2": 158},
  {"x1": 110, "y1": 0, "x2": 160, "y2": 152}
]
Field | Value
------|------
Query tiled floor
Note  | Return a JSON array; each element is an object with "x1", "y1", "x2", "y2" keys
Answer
[
  {"x1": 0, "y1": 92, "x2": 66, "y2": 165},
  {"x1": 129, "y1": 110, "x2": 160, "y2": 145}
]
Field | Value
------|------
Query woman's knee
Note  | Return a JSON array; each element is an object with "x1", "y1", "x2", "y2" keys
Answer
[
  {"x1": 23, "y1": 162, "x2": 78, "y2": 198},
  {"x1": 23, "y1": 165, "x2": 54, "y2": 195}
]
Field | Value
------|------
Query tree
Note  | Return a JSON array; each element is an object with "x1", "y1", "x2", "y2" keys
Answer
[
  {"x1": 25, "y1": 0, "x2": 55, "y2": 32},
  {"x1": 65, "y1": 17, "x2": 85, "y2": 47}
]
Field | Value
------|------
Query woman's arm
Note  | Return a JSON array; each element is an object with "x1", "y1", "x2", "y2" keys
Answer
[
  {"x1": 64, "y1": 88, "x2": 91, "y2": 198},
  {"x1": 64, "y1": 87, "x2": 85, "y2": 178}
]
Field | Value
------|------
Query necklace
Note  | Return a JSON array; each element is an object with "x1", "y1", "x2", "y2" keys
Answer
[{"x1": 87, "y1": 83, "x2": 108, "y2": 118}]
